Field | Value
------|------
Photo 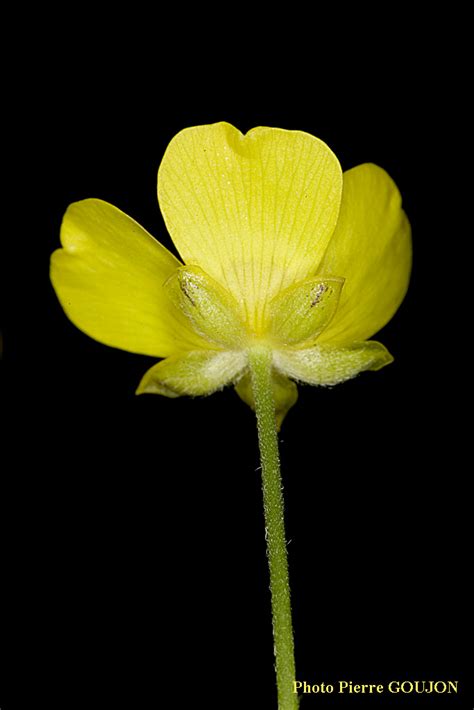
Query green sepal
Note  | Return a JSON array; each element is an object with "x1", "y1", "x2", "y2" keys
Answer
[
  {"x1": 164, "y1": 265, "x2": 245, "y2": 347},
  {"x1": 269, "y1": 276, "x2": 344, "y2": 347},
  {"x1": 136, "y1": 349, "x2": 247, "y2": 397},
  {"x1": 274, "y1": 340, "x2": 393, "y2": 386}
]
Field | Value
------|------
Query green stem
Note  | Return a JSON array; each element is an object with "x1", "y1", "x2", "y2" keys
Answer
[{"x1": 248, "y1": 346, "x2": 298, "y2": 710}]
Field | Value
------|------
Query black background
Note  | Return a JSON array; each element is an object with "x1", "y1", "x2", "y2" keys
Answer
[{"x1": 2, "y1": 13, "x2": 471, "y2": 710}]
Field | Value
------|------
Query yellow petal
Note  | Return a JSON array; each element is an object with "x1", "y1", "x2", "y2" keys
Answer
[
  {"x1": 158, "y1": 122, "x2": 342, "y2": 331},
  {"x1": 235, "y1": 371, "x2": 298, "y2": 430},
  {"x1": 274, "y1": 341, "x2": 393, "y2": 386},
  {"x1": 317, "y1": 164, "x2": 412, "y2": 345},
  {"x1": 269, "y1": 276, "x2": 344, "y2": 347},
  {"x1": 50, "y1": 199, "x2": 211, "y2": 357},
  {"x1": 164, "y1": 266, "x2": 246, "y2": 347},
  {"x1": 136, "y1": 350, "x2": 246, "y2": 397}
]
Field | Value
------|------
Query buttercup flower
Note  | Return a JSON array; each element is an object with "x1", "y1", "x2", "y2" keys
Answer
[
  {"x1": 50, "y1": 122, "x2": 412, "y2": 710},
  {"x1": 51, "y1": 122, "x2": 411, "y2": 426}
]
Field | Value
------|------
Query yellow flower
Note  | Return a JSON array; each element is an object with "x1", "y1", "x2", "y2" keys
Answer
[{"x1": 50, "y1": 122, "x2": 411, "y2": 426}]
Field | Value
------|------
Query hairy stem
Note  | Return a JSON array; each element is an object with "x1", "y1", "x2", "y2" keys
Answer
[{"x1": 249, "y1": 346, "x2": 297, "y2": 710}]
